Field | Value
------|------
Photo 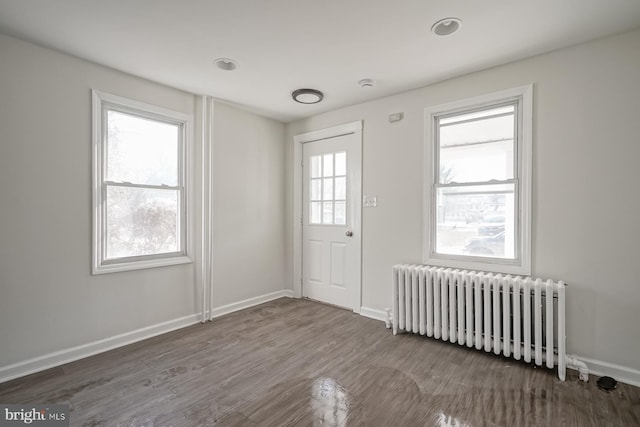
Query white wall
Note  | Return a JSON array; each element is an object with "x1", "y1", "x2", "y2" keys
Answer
[
  {"x1": 0, "y1": 33, "x2": 286, "y2": 371},
  {"x1": 212, "y1": 102, "x2": 286, "y2": 305},
  {"x1": 285, "y1": 28, "x2": 640, "y2": 375}
]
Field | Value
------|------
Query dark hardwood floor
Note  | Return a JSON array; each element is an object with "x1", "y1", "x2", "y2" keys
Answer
[{"x1": 1, "y1": 298, "x2": 639, "y2": 426}]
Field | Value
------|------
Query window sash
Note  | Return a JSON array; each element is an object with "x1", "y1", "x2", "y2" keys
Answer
[
  {"x1": 435, "y1": 100, "x2": 518, "y2": 186},
  {"x1": 432, "y1": 181, "x2": 519, "y2": 261},
  {"x1": 102, "y1": 183, "x2": 185, "y2": 262},
  {"x1": 432, "y1": 100, "x2": 520, "y2": 262},
  {"x1": 101, "y1": 106, "x2": 187, "y2": 262},
  {"x1": 102, "y1": 104, "x2": 186, "y2": 187}
]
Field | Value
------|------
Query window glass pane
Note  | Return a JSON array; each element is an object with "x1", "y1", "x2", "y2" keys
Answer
[
  {"x1": 435, "y1": 183, "x2": 515, "y2": 259},
  {"x1": 334, "y1": 201, "x2": 346, "y2": 225},
  {"x1": 310, "y1": 202, "x2": 321, "y2": 224},
  {"x1": 335, "y1": 152, "x2": 346, "y2": 176},
  {"x1": 323, "y1": 178, "x2": 333, "y2": 200},
  {"x1": 310, "y1": 179, "x2": 322, "y2": 201},
  {"x1": 334, "y1": 177, "x2": 346, "y2": 200},
  {"x1": 323, "y1": 154, "x2": 333, "y2": 177},
  {"x1": 438, "y1": 105, "x2": 515, "y2": 183},
  {"x1": 310, "y1": 155, "x2": 322, "y2": 178},
  {"x1": 106, "y1": 186, "x2": 179, "y2": 259},
  {"x1": 439, "y1": 139, "x2": 514, "y2": 183},
  {"x1": 322, "y1": 202, "x2": 333, "y2": 224},
  {"x1": 107, "y1": 110, "x2": 180, "y2": 186}
]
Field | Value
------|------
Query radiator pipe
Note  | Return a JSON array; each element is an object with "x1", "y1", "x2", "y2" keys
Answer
[
  {"x1": 566, "y1": 354, "x2": 589, "y2": 382},
  {"x1": 207, "y1": 98, "x2": 215, "y2": 322},
  {"x1": 200, "y1": 95, "x2": 209, "y2": 323},
  {"x1": 200, "y1": 95, "x2": 214, "y2": 323}
]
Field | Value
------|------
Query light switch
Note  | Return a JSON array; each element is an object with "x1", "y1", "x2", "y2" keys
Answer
[{"x1": 363, "y1": 196, "x2": 378, "y2": 208}]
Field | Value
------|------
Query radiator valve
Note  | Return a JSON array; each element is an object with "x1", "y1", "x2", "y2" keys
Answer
[{"x1": 384, "y1": 308, "x2": 392, "y2": 329}]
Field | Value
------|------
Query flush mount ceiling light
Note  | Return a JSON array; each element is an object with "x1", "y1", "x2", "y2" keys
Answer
[
  {"x1": 214, "y1": 58, "x2": 238, "y2": 71},
  {"x1": 431, "y1": 17, "x2": 462, "y2": 36},
  {"x1": 358, "y1": 79, "x2": 375, "y2": 88},
  {"x1": 292, "y1": 88, "x2": 324, "y2": 104}
]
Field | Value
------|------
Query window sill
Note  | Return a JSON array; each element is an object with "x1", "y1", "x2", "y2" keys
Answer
[
  {"x1": 423, "y1": 254, "x2": 530, "y2": 276},
  {"x1": 92, "y1": 255, "x2": 192, "y2": 275}
]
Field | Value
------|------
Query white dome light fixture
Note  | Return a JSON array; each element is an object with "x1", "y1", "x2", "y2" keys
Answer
[
  {"x1": 292, "y1": 88, "x2": 324, "y2": 104},
  {"x1": 358, "y1": 79, "x2": 375, "y2": 88},
  {"x1": 214, "y1": 58, "x2": 238, "y2": 71},
  {"x1": 431, "y1": 17, "x2": 462, "y2": 36}
]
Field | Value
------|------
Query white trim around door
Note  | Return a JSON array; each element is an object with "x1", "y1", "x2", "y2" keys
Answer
[{"x1": 293, "y1": 121, "x2": 363, "y2": 313}]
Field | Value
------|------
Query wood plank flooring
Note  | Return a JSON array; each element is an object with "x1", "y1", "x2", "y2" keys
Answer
[{"x1": 1, "y1": 298, "x2": 639, "y2": 426}]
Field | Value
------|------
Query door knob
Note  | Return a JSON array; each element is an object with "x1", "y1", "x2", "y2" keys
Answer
[{"x1": 345, "y1": 230, "x2": 353, "y2": 237}]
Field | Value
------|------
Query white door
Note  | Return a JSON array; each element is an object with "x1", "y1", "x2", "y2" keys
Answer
[{"x1": 302, "y1": 130, "x2": 361, "y2": 309}]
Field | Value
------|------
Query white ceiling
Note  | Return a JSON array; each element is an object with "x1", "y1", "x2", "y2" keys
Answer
[{"x1": 1, "y1": 1, "x2": 640, "y2": 122}]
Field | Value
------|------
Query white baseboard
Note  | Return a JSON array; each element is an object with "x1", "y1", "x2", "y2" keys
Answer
[
  {"x1": 208, "y1": 289, "x2": 293, "y2": 319},
  {"x1": 360, "y1": 306, "x2": 389, "y2": 322},
  {"x1": 0, "y1": 289, "x2": 293, "y2": 384},
  {"x1": 575, "y1": 356, "x2": 640, "y2": 388},
  {"x1": 0, "y1": 313, "x2": 201, "y2": 384}
]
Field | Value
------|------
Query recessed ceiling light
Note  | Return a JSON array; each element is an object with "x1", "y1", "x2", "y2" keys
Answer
[
  {"x1": 292, "y1": 88, "x2": 324, "y2": 104},
  {"x1": 358, "y1": 79, "x2": 375, "y2": 88},
  {"x1": 214, "y1": 58, "x2": 238, "y2": 71},
  {"x1": 431, "y1": 17, "x2": 462, "y2": 36}
]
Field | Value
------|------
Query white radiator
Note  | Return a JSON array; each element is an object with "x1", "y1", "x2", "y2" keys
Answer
[{"x1": 391, "y1": 265, "x2": 582, "y2": 381}]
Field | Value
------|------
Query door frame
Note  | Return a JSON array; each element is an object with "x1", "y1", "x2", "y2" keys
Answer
[{"x1": 293, "y1": 121, "x2": 362, "y2": 313}]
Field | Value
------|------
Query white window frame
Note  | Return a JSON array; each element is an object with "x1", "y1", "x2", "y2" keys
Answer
[
  {"x1": 91, "y1": 90, "x2": 193, "y2": 274},
  {"x1": 423, "y1": 85, "x2": 533, "y2": 275}
]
